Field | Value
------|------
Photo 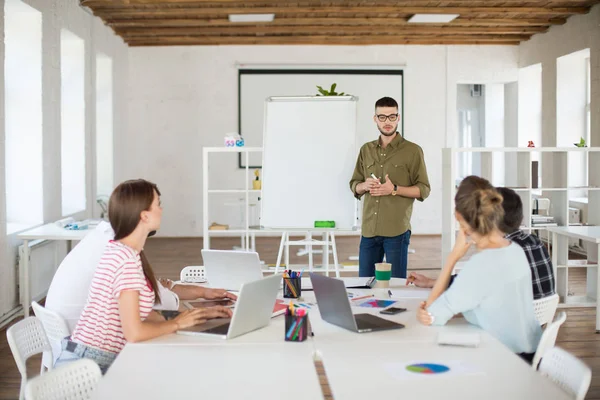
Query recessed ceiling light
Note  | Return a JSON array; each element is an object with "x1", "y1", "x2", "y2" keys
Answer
[
  {"x1": 408, "y1": 14, "x2": 459, "y2": 23},
  {"x1": 228, "y1": 13, "x2": 275, "y2": 23}
]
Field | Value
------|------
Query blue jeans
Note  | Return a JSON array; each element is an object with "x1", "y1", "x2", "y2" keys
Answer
[
  {"x1": 54, "y1": 337, "x2": 117, "y2": 375},
  {"x1": 359, "y1": 231, "x2": 411, "y2": 278}
]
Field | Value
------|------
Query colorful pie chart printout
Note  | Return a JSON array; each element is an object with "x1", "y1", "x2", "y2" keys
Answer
[{"x1": 405, "y1": 363, "x2": 450, "y2": 374}]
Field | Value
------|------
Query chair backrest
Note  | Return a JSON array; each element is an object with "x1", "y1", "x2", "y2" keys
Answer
[
  {"x1": 7, "y1": 317, "x2": 53, "y2": 400},
  {"x1": 32, "y1": 301, "x2": 71, "y2": 371},
  {"x1": 532, "y1": 311, "x2": 567, "y2": 369},
  {"x1": 539, "y1": 347, "x2": 591, "y2": 400},
  {"x1": 533, "y1": 294, "x2": 560, "y2": 326},
  {"x1": 25, "y1": 358, "x2": 102, "y2": 400},
  {"x1": 180, "y1": 266, "x2": 206, "y2": 283}
]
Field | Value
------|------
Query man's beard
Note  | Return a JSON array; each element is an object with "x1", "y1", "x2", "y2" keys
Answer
[{"x1": 378, "y1": 125, "x2": 398, "y2": 137}]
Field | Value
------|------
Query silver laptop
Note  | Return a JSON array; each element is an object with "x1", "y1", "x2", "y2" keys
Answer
[
  {"x1": 177, "y1": 274, "x2": 281, "y2": 339},
  {"x1": 310, "y1": 272, "x2": 404, "y2": 333},
  {"x1": 201, "y1": 249, "x2": 264, "y2": 291}
]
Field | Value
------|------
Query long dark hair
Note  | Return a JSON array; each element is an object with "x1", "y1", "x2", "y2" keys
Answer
[{"x1": 108, "y1": 179, "x2": 161, "y2": 304}]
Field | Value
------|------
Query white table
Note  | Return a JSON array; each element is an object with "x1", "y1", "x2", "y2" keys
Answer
[
  {"x1": 93, "y1": 278, "x2": 568, "y2": 399},
  {"x1": 17, "y1": 223, "x2": 92, "y2": 317},
  {"x1": 92, "y1": 343, "x2": 323, "y2": 400},
  {"x1": 547, "y1": 226, "x2": 600, "y2": 329},
  {"x1": 318, "y1": 339, "x2": 570, "y2": 400}
]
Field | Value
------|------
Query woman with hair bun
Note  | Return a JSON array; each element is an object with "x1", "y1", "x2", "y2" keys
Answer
[{"x1": 417, "y1": 176, "x2": 541, "y2": 364}]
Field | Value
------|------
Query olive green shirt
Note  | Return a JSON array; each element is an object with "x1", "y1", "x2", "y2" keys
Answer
[{"x1": 349, "y1": 134, "x2": 431, "y2": 238}]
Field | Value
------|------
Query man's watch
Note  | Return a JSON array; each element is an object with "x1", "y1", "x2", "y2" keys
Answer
[{"x1": 392, "y1": 184, "x2": 398, "y2": 196}]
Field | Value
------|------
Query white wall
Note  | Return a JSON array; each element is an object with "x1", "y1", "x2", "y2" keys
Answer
[
  {"x1": 519, "y1": 4, "x2": 600, "y2": 189},
  {"x1": 126, "y1": 45, "x2": 519, "y2": 237},
  {"x1": 0, "y1": 0, "x2": 128, "y2": 319}
]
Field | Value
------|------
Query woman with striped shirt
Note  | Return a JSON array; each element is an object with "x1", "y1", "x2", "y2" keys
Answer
[{"x1": 55, "y1": 179, "x2": 232, "y2": 373}]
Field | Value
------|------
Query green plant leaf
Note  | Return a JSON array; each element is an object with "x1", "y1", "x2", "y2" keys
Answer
[{"x1": 330, "y1": 83, "x2": 337, "y2": 92}]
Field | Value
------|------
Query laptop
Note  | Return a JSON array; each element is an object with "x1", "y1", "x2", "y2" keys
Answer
[
  {"x1": 177, "y1": 274, "x2": 281, "y2": 339},
  {"x1": 310, "y1": 272, "x2": 404, "y2": 333},
  {"x1": 201, "y1": 249, "x2": 264, "y2": 291}
]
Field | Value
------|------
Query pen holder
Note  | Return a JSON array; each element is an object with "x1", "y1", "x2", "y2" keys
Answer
[
  {"x1": 285, "y1": 313, "x2": 308, "y2": 342},
  {"x1": 283, "y1": 277, "x2": 301, "y2": 299}
]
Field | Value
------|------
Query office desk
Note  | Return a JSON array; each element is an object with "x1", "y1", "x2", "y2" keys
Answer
[
  {"x1": 93, "y1": 278, "x2": 567, "y2": 399},
  {"x1": 17, "y1": 223, "x2": 92, "y2": 317},
  {"x1": 318, "y1": 339, "x2": 570, "y2": 400},
  {"x1": 92, "y1": 343, "x2": 323, "y2": 400}
]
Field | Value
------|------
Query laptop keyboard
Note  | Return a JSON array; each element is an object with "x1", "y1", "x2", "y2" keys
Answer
[{"x1": 203, "y1": 323, "x2": 230, "y2": 335}]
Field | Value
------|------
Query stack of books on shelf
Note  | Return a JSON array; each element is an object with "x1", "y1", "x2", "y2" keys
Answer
[{"x1": 531, "y1": 215, "x2": 558, "y2": 227}]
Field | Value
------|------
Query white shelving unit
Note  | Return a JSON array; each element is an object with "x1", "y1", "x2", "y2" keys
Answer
[
  {"x1": 202, "y1": 147, "x2": 348, "y2": 275},
  {"x1": 202, "y1": 147, "x2": 263, "y2": 252},
  {"x1": 442, "y1": 148, "x2": 600, "y2": 287}
]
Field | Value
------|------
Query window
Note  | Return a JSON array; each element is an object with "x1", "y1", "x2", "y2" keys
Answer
[
  {"x1": 95, "y1": 53, "x2": 114, "y2": 200},
  {"x1": 4, "y1": 0, "x2": 43, "y2": 234},
  {"x1": 61, "y1": 29, "x2": 86, "y2": 216},
  {"x1": 458, "y1": 110, "x2": 473, "y2": 179},
  {"x1": 586, "y1": 56, "x2": 591, "y2": 146},
  {"x1": 557, "y1": 49, "x2": 590, "y2": 194}
]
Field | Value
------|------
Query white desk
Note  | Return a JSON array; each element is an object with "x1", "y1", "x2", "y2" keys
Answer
[
  {"x1": 17, "y1": 223, "x2": 92, "y2": 317},
  {"x1": 92, "y1": 344, "x2": 323, "y2": 400},
  {"x1": 547, "y1": 226, "x2": 600, "y2": 329},
  {"x1": 318, "y1": 339, "x2": 570, "y2": 400},
  {"x1": 92, "y1": 278, "x2": 568, "y2": 399}
]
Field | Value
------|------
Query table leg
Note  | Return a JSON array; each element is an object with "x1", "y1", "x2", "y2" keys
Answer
[
  {"x1": 275, "y1": 233, "x2": 286, "y2": 274},
  {"x1": 597, "y1": 243, "x2": 600, "y2": 333},
  {"x1": 308, "y1": 232, "x2": 313, "y2": 272},
  {"x1": 324, "y1": 233, "x2": 330, "y2": 275},
  {"x1": 330, "y1": 232, "x2": 340, "y2": 278},
  {"x1": 285, "y1": 233, "x2": 290, "y2": 271},
  {"x1": 67, "y1": 240, "x2": 73, "y2": 253},
  {"x1": 21, "y1": 240, "x2": 30, "y2": 317}
]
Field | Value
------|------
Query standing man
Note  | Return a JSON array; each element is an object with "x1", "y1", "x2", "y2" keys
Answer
[{"x1": 350, "y1": 97, "x2": 430, "y2": 278}]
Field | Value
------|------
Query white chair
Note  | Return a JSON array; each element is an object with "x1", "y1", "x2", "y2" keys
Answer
[
  {"x1": 25, "y1": 358, "x2": 102, "y2": 400},
  {"x1": 533, "y1": 293, "x2": 560, "y2": 326},
  {"x1": 538, "y1": 347, "x2": 591, "y2": 400},
  {"x1": 180, "y1": 266, "x2": 206, "y2": 283},
  {"x1": 6, "y1": 317, "x2": 53, "y2": 400},
  {"x1": 31, "y1": 301, "x2": 71, "y2": 373},
  {"x1": 532, "y1": 311, "x2": 567, "y2": 369}
]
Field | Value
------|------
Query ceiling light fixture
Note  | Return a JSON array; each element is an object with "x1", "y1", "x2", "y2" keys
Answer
[
  {"x1": 408, "y1": 14, "x2": 459, "y2": 23},
  {"x1": 228, "y1": 13, "x2": 275, "y2": 23}
]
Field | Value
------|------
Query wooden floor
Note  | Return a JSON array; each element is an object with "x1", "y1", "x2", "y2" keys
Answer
[{"x1": 1, "y1": 236, "x2": 599, "y2": 399}]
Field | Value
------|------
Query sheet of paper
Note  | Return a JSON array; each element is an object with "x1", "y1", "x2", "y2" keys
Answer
[
  {"x1": 384, "y1": 360, "x2": 485, "y2": 380},
  {"x1": 437, "y1": 331, "x2": 481, "y2": 348},
  {"x1": 357, "y1": 299, "x2": 397, "y2": 308},
  {"x1": 389, "y1": 287, "x2": 431, "y2": 299}
]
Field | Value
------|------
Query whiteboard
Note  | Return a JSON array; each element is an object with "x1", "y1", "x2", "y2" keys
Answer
[{"x1": 260, "y1": 96, "x2": 358, "y2": 229}]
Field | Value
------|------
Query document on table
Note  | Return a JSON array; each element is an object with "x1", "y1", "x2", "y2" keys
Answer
[
  {"x1": 389, "y1": 287, "x2": 431, "y2": 299},
  {"x1": 384, "y1": 360, "x2": 484, "y2": 380}
]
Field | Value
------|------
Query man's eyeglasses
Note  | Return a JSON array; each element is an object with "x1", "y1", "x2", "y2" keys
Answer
[{"x1": 376, "y1": 114, "x2": 399, "y2": 122}]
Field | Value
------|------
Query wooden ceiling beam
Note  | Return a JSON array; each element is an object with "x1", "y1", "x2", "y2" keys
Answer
[
  {"x1": 124, "y1": 34, "x2": 532, "y2": 42},
  {"x1": 125, "y1": 36, "x2": 523, "y2": 46},
  {"x1": 116, "y1": 25, "x2": 546, "y2": 37},
  {"x1": 106, "y1": 17, "x2": 567, "y2": 28},
  {"x1": 82, "y1": 0, "x2": 592, "y2": 6},
  {"x1": 92, "y1": 6, "x2": 589, "y2": 19}
]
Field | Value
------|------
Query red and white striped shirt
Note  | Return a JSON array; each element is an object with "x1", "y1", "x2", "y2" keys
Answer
[{"x1": 71, "y1": 240, "x2": 155, "y2": 354}]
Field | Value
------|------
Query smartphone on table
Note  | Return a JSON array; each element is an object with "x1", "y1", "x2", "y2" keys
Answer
[{"x1": 380, "y1": 307, "x2": 407, "y2": 315}]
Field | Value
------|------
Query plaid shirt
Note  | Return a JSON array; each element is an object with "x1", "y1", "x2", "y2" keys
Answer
[{"x1": 506, "y1": 230, "x2": 555, "y2": 300}]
